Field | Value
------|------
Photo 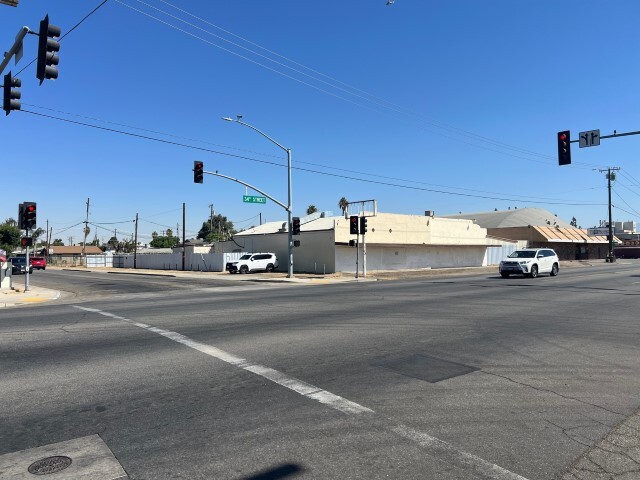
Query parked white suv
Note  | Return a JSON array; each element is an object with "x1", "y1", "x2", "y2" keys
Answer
[
  {"x1": 226, "y1": 253, "x2": 278, "y2": 274},
  {"x1": 499, "y1": 248, "x2": 559, "y2": 278}
]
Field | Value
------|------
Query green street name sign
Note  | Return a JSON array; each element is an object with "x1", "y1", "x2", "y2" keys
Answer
[{"x1": 243, "y1": 195, "x2": 267, "y2": 204}]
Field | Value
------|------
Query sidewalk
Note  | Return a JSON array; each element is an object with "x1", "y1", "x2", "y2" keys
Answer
[{"x1": 1, "y1": 284, "x2": 61, "y2": 308}]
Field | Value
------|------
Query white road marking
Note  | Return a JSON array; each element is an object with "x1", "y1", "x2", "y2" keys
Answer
[
  {"x1": 392, "y1": 425, "x2": 530, "y2": 480},
  {"x1": 73, "y1": 305, "x2": 530, "y2": 480},
  {"x1": 73, "y1": 306, "x2": 371, "y2": 415}
]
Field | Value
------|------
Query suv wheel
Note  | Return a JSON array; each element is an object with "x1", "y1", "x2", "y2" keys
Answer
[
  {"x1": 500, "y1": 272, "x2": 510, "y2": 278},
  {"x1": 529, "y1": 265, "x2": 538, "y2": 278},
  {"x1": 266, "y1": 264, "x2": 274, "y2": 272},
  {"x1": 240, "y1": 265, "x2": 249, "y2": 274},
  {"x1": 550, "y1": 263, "x2": 559, "y2": 276}
]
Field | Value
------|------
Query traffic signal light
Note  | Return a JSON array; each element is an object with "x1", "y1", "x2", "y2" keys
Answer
[
  {"x1": 36, "y1": 15, "x2": 61, "y2": 84},
  {"x1": 193, "y1": 161, "x2": 204, "y2": 183},
  {"x1": 292, "y1": 217, "x2": 301, "y2": 235},
  {"x1": 557, "y1": 130, "x2": 571, "y2": 166},
  {"x1": 2, "y1": 72, "x2": 21, "y2": 116},
  {"x1": 21, "y1": 237, "x2": 33, "y2": 247},
  {"x1": 348, "y1": 239, "x2": 356, "y2": 247},
  {"x1": 22, "y1": 202, "x2": 36, "y2": 229},
  {"x1": 349, "y1": 216, "x2": 358, "y2": 235},
  {"x1": 360, "y1": 217, "x2": 368, "y2": 235}
]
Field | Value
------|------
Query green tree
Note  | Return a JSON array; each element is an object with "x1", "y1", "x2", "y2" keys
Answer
[
  {"x1": 31, "y1": 227, "x2": 45, "y2": 245},
  {"x1": 306, "y1": 205, "x2": 318, "y2": 215},
  {"x1": 0, "y1": 221, "x2": 21, "y2": 255},
  {"x1": 570, "y1": 216, "x2": 578, "y2": 227},
  {"x1": 52, "y1": 238, "x2": 64, "y2": 246},
  {"x1": 338, "y1": 197, "x2": 349, "y2": 215},
  {"x1": 197, "y1": 214, "x2": 236, "y2": 242},
  {"x1": 149, "y1": 235, "x2": 179, "y2": 248}
]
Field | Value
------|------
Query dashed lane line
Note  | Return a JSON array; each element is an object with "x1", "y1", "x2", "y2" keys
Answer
[{"x1": 73, "y1": 305, "x2": 530, "y2": 480}]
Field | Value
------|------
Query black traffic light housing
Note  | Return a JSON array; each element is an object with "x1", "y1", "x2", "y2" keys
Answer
[
  {"x1": 3, "y1": 72, "x2": 21, "y2": 115},
  {"x1": 360, "y1": 217, "x2": 368, "y2": 235},
  {"x1": 557, "y1": 130, "x2": 571, "y2": 166},
  {"x1": 21, "y1": 237, "x2": 33, "y2": 247},
  {"x1": 349, "y1": 216, "x2": 358, "y2": 235},
  {"x1": 193, "y1": 161, "x2": 204, "y2": 183},
  {"x1": 292, "y1": 217, "x2": 301, "y2": 235},
  {"x1": 22, "y1": 201, "x2": 37, "y2": 229},
  {"x1": 36, "y1": 15, "x2": 61, "y2": 84}
]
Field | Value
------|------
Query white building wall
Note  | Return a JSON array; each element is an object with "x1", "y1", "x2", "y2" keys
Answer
[
  {"x1": 335, "y1": 245, "x2": 487, "y2": 273},
  {"x1": 112, "y1": 252, "x2": 248, "y2": 271},
  {"x1": 233, "y1": 230, "x2": 336, "y2": 273}
]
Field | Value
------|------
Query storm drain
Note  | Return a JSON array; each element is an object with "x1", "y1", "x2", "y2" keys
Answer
[
  {"x1": 376, "y1": 354, "x2": 479, "y2": 383},
  {"x1": 28, "y1": 456, "x2": 72, "y2": 475}
]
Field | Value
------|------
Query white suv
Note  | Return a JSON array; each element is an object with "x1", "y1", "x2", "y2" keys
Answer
[
  {"x1": 226, "y1": 253, "x2": 278, "y2": 274},
  {"x1": 499, "y1": 248, "x2": 559, "y2": 278}
]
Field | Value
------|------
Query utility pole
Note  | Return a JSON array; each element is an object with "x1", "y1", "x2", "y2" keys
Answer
[
  {"x1": 82, "y1": 197, "x2": 89, "y2": 266},
  {"x1": 209, "y1": 204, "x2": 214, "y2": 239},
  {"x1": 182, "y1": 203, "x2": 186, "y2": 271},
  {"x1": 599, "y1": 167, "x2": 620, "y2": 262},
  {"x1": 134, "y1": 213, "x2": 139, "y2": 269},
  {"x1": 45, "y1": 219, "x2": 49, "y2": 255}
]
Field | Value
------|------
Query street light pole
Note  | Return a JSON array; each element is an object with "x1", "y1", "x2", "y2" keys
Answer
[{"x1": 222, "y1": 116, "x2": 294, "y2": 277}]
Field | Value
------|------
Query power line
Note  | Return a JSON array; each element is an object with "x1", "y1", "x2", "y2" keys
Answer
[
  {"x1": 115, "y1": 0, "x2": 599, "y2": 167},
  {"x1": 15, "y1": 0, "x2": 110, "y2": 76},
  {"x1": 24, "y1": 102, "x2": 606, "y2": 202},
  {"x1": 19, "y1": 108, "x2": 605, "y2": 207}
]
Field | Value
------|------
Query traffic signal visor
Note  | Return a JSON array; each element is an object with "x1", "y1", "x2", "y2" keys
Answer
[
  {"x1": 349, "y1": 216, "x2": 359, "y2": 235},
  {"x1": 557, "y1": 130, "x2": 571, "y2": 166},
  {"x1": 193, "y1": 161, "x2": 204, "y2": 183}
]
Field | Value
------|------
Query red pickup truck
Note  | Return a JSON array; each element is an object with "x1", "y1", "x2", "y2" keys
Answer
[{"x1": 30, "y1": 256, "x2": 47, "y2": 270}]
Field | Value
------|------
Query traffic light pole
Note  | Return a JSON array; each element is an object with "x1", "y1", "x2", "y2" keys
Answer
[
  {"x1": 355, "y1": 234, "x2": 359, "y2": 279},
  {"x1": 24, "y1": 228, "x2": 30, "y2": 292},
  {"x1": 222, "y1": 117, "x2": 293, "y2": 278},
  {"x1": 362, "y1": 231, "x2": 367, "y2": 278}
]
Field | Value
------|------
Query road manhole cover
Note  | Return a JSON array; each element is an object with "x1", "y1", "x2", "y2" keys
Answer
[{"x1": 28, "y1": 456, "x2": 72, "y2": 475}]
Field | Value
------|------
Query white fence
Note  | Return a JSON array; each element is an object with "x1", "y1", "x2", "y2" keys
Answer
[{"x1": 110, "y1": 251, "x2": 248, "y2": 272}]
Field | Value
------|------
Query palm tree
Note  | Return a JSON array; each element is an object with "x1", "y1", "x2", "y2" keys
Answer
[
  {"x1": 338, "y1": 197, "x2": 349, "y2": 215},
  {"x1": 306, "y1": 205, "x2": 318, "y2": 215}
]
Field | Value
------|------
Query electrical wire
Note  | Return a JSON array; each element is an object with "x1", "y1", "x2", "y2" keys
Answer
[
  {"x1": 613, "y1": 190, "x2": 640, "y2": 218},
  {"x1": 23, "y1": 102, "x2": 607, "y2": 202},
  {"x1": 50, "y1": 221, "x2": 84, "y2": 236},
  {"x1": 115, "y1": 0, "x2": 606, "y2": 168},
  {"x1": 15, "y1": 0, "x2": 110, "y2": 76},
  {"x1": 18, "y1": 109, "x2": 605, "y2": 207},
  {"x1": 125, "y1": 0, "x2": 563, "y2": 162}
]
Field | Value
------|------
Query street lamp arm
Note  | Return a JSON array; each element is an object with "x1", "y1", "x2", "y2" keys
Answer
[
  {"x1": 232, "y1": 119, "x2": 289, "y2": 153},
  {"x1": 204, "y1": 170, "x2": 290, "y2": 212}
]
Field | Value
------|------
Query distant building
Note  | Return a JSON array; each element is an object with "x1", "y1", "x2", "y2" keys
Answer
[
  {"x1": 48, "y1": 245, "x2": 104, "y2": 266},
  {"x1": 444, "y1": 208, "x2": 612, "y2": 260}
]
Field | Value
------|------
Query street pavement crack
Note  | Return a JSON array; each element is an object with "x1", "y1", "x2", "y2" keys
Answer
[{"x1": 482, "y1": 370, "x2": 626, "y2": 417}]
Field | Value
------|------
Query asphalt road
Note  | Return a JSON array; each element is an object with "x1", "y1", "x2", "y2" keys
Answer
[{"x1": 1, "y1": 262, "x2": 640, "y2": 479}]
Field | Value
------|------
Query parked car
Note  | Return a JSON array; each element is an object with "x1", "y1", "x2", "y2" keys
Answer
[
  {"x1": 30, "y1": 256, "x2": 47, "y2": 270},
  {"x1": 499, "y1": 248, "x2": 559, "y2": 278},
  {"x1": 226, "y1": 253, "x2": 279, "y2": 274},
  {"x1": 10, "y1": 257, "x2": 33, "y2": 275}
]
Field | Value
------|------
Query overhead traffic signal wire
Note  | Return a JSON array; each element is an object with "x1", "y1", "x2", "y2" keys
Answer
[
  {"x1": 19, "y1": 108, "x2": 605, "y2": 207},
  {"x1": 14, "y1": 0, "x2": 110, "y2": 77},
  {"x1": 22, "y1": 103, "x2": 603, "y2": 203}
]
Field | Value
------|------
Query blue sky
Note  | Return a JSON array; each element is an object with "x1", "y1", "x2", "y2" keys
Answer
[{"x1": 2, "y1": 0, "x2": 639, "y2": 245}]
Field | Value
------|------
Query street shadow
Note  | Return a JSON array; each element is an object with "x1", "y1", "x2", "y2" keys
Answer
[{"x1": 240, "y1": 463, "x2": 305, "y2": 480}]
